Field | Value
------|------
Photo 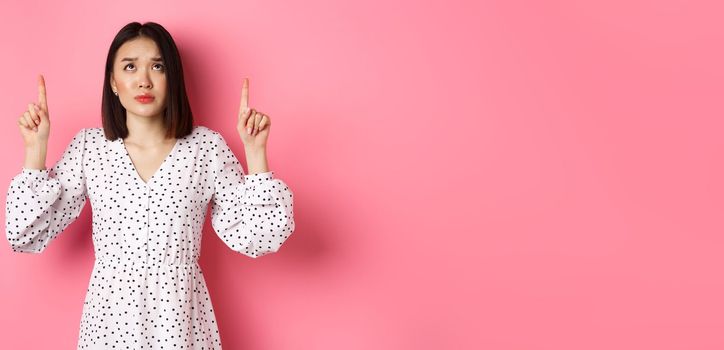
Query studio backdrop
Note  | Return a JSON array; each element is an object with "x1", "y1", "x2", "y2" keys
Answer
[{"x1": 1, "y1": 0, "x2": 723, "y2": 349}]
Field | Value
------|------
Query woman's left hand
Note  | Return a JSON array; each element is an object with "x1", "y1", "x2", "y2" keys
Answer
[{"x1": 237, "y1": 77, "x2": 270, "y2": 149}]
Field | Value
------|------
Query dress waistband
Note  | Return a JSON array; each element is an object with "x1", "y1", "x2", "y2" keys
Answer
[{"x1": 95, "y1": 258, "x2": 199, "y2": 267}]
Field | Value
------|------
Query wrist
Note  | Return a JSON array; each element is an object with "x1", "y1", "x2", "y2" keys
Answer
[
  {"x1": 25, "y1": 141, "x2": 48, "y2": 151},
  {"x1": 24, "y1": 145, "x2": 47, "y2": 169},
  {"x1": 244, "y1": 145, "x2": 267, "y2": 155}
]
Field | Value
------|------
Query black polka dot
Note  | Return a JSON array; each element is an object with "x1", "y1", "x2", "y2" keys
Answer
[{"x1": 5, "y1": 126, "x2": 296, "y2": 348}]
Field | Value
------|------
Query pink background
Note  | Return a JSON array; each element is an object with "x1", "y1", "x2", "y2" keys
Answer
[{"x1": 1, "y1": 0, "x2": 723, "y2": 349}]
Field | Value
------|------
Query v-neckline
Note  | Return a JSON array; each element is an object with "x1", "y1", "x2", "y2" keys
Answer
[{"x1": 119, "y1": 137, "x2": 180, "y2": 187}]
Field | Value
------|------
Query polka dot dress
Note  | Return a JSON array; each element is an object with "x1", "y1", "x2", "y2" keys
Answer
[{"x1": 5, "y1": 125, "x2": 296, "y2": 349}]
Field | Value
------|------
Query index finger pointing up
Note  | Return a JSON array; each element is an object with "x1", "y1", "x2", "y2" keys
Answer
[
  {"x1": 38, "y1": 74, "x2": 48, "y2": 111},
  {"x1": 239, "y1": 77, "x2": 249, "y2": 114}
]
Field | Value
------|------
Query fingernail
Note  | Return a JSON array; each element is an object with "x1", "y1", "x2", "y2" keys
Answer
[{"x1": 247, "y1": 127, "x2": 251, "y2": 135}]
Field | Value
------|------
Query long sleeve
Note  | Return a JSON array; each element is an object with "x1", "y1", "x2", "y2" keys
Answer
[
  {"x1": 209, "y1": 132, "x2": 295, "y2": 258},
  {"x1": 5, "y1": 128, "x2": 88, "y2": 253}
]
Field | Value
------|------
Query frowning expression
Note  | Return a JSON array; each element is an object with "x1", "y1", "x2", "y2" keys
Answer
[{"x1": 110, "y1": 36, "x2": 168, "y2": 120}]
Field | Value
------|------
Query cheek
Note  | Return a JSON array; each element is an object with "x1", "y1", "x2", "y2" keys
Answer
[
  {"x1": 158, "y1": 81, "x2": 168, "y2": 99},
  {"x1": 117, "y1": 79, "x2": 133, "y2": 91}
]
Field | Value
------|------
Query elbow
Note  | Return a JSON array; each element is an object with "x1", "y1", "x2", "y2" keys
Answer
[
  {"x1": 5, "y1": 217, "x2": 53, "y2": 254},
  {"x1": 6, "y1": 229, "x2": 48, "y2": 254},
  {"x1": 242, "y1": 228, "x2": 294, "y2": 259},
  {"x1": 241, "y1": 239, "x2": 283, "y2": 259},
  {"x1": 218, "y1": 210, "x2": 295, "y2": 259}
]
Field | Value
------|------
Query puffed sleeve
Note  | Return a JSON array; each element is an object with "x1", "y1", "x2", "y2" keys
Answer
[
  {"x1": 209, "y1": 132, "x2": 295, "y2": 258},
  {"x1": 5, "y1": 128, "x2": 88, "y2": 253}
]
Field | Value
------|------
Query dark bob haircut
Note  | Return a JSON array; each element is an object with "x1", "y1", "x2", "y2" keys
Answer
[{"x1": 101, "y1": 21, "x2": 194, "y2": 140}]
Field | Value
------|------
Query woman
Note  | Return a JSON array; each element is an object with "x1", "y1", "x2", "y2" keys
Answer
[{"x1": 6, "y1": 21, "x2": 295, "y2": 349}]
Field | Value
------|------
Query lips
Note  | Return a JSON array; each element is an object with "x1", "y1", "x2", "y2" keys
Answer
[{"x1": 135, "y1": 95, "x2": 155, "y2": 104}]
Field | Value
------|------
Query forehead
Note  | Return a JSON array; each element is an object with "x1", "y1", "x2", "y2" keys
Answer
[{"x1": 116, "y1": 37, "x2": 161, "y2": 60}]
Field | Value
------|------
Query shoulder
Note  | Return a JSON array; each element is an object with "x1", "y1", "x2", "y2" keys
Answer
[
  {"x1": 189, "y1": 126, "x2": 238, "y2": 166},
  {"x1": 84, "y1": 127, "x2": 104, "y2": 137},
  {"x1": 186, "y1": 125, "x2": 227, "y2": 156},
  {"x1": 192, "y1": 125, "x2": 233, "y2": 146},
  {"x1": 192, "y1": 125, "x2": 223, "y2": 139},
  {"x1": 192, "y1": 125, "x2": 217, "y2": 137},
  {"x1": 188, "y1": 125, "x2": 221, "y2": 148},
  {"x1": 192, "y1": 126, "x2": 240, "y2": 161},
  {"x1": 81, "y1": 127, "x2": 107, "y2": 147},
  {"x1": 66, "y1": 127, "x2": 90, "y2": 145},
  {"x1": 82, "y1": 127, "x2": 108, "y2": 140}
]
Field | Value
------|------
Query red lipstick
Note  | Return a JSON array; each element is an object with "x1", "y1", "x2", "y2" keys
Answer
[{"x1": 135, "y1": 94, "x2": 155, "y2": 104}]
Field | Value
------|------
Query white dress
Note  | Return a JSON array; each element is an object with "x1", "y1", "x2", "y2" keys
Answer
[{"x1": 4, "y1": 125, "x2": 296, "y2": 349}]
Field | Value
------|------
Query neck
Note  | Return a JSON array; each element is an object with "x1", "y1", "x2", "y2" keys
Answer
[{"x1": 124, "y1": 113, "x2": 172, "y2": 145}]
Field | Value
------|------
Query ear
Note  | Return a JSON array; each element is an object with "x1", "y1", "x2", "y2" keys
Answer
[{"x1": 110, "y1": 72, "x2": 116, "y2": 91}]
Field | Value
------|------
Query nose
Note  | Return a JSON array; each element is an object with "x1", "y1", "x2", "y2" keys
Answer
[
  {"x1": 138, "y1": 79, "x2": 152, "y2": 89},
  {"x1": 138, "y1": 69, "x2": 153, "y2": 89}
]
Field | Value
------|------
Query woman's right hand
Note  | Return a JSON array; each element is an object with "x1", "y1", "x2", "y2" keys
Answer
[{"x1": 18, "y1": 74, "x2": 51, "y2": 149}]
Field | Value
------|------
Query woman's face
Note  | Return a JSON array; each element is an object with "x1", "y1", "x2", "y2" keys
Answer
[{"x1": 110, "y1": 36, "x2": 167, "y2": 120}]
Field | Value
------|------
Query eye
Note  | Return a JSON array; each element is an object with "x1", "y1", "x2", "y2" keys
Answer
[{"x1": 122, "y1": 63, "x2": 165, "y2": 71}]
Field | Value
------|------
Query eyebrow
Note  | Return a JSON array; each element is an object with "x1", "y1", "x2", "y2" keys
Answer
[{"x1": 120, "y1": 57, "x2": 164, "y2": 62}]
